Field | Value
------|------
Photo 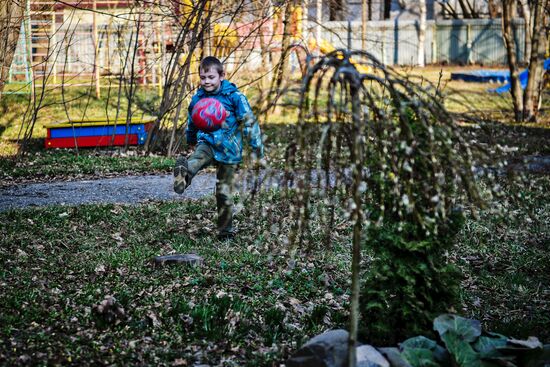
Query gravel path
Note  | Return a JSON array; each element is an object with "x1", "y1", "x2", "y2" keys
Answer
[
  {"x1": 1, "y1": 155, "x2": 548, "y2": 212},
  {"x1": 0, "y1": 173, "x2": 217, "y2": 212}
]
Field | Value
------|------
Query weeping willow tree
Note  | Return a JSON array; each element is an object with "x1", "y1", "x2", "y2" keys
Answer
[{"x1": 267, "y1": 48, "x2": 495, "y2": 361}]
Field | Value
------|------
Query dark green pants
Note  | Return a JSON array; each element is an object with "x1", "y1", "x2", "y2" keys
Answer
[{"x1": 186, "y1": 144, "x2": 236, "y2": 235}]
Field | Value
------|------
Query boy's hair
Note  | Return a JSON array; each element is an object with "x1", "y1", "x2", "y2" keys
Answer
[{"x1": 199, "y1": 56, "x2": 224, "y2": 75}]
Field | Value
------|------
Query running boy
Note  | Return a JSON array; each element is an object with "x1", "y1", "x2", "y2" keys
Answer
[{"x1": 173, "y1": 56, "x2": 264, "y2": 240}]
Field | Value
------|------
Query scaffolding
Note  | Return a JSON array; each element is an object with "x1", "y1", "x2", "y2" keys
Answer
[{"x1": 4, "y1": 0, "x2": 33, "y2": 95}]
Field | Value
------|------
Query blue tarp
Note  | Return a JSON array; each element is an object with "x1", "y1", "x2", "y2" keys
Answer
[
  {"x1": 449, "y1": 59, "x2": 550, "y2": 94},
  {"x1": 491, "y1": 58, "x2": 550, "y2": 94},
  {"x1": 451, "y1": 70, "x2": 511, "y2": 83}
]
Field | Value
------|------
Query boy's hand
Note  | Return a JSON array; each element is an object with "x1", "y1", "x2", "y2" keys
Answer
[
  {"x1": 250, "y1": 147, "x2": 264, "y2": 160},
  {"x1": 251, "y1": 145, "x2": 264, "y2": 159}
]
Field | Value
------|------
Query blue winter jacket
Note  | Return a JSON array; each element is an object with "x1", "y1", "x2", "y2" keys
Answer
[{"x1": 186, "y1": 80, "x2": 264, "y2": 164}]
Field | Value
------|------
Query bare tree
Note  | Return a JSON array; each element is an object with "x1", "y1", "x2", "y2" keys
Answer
[
  {"x1": 502, "y1": 0, "x2": 549, "y2": 122},
  {"x1": 362, "y1": 0, "x2": 367, "y2": 50},
  {"x1": 522, "y1": 0, "x2": 548, "y2": 121},
  {"x1": 280, "y1": 45, "x2": 492, "y2": 363}
]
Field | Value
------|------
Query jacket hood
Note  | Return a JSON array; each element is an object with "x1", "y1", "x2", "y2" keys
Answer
[{"x1": 197, "y1": 80, "x2": 238, "y2": 97}]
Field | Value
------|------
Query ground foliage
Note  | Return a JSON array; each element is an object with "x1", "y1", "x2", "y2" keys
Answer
[
  {"x1": 455, "y1": 174, "x2": 550, "y2": 339},
  {"x1": 0, "y1": 150, "x2": 174, "y2": 187},
  {"x1": 0, "y1": 198, "x2": 351, "y2": 365},
  {"x1": 0, "y1": 172, "x2": 548, "y2": 364},
  {"x1": 360, "y1": 212, "x2": 464, "y2": 345},
  {"x1": 398, "y1": 314, "x2": 549, "y2": 367}
]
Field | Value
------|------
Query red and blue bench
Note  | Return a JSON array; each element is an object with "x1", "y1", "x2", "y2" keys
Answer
[{"x1": 44, "y1": 118, "x2": 155, "y2": 149}]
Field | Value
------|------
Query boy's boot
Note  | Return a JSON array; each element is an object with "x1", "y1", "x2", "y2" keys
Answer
[
  {"x1": 173, "y1": 156, "x2": 189, "y2": 194},
  {"x1": 216, "y1": 192, "x2": 235, "y2": 240},
  {"x1": 216, "y1": 164, "x2": 236, "y2": 240}
]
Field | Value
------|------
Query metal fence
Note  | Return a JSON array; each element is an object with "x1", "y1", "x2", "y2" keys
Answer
[
  {"x1": 317, "y1": 18, "x2": 526, "y2": 66},
  {"x1": 9, "y1": 16, "x2": 527, "y2": 89}
]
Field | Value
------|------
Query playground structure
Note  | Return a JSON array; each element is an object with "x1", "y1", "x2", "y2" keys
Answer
[
  {"x1": 7, "y1": 0, "x2": 175, "y2": 97},
  {"x1": 5, "y1": 0, "x2": 314, "y2": 98}
]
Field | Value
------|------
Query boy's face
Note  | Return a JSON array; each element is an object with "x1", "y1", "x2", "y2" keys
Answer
[{"x1": 199, "y1": 67, "x2": 224, "y2": 93}]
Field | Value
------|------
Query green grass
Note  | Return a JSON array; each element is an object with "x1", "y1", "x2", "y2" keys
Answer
[
  {"x1": 0, "y1": 198, "x2": 352, "y2": 365},
  {"x1": 0, "y1": 149, "x2": 175, "y2": 184},
  {"x1": 455, "y1": 175, "x2": 550, "y2": 338},
  {"x1": 1, "y1": 172, "x2": 549, "y2": 364}
]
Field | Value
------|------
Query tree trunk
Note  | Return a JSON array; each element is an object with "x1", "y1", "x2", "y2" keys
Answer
[
  {"x1": 362, "y1": 0, "x2": 367, "y2": 50},
  {"x1": 280, "y1": 1, "x2": 293, "y2": 79},
  {"x1": 0, "y1": 0, "x2": 25, "y2": 99},
  {"x1": 316, "y1": 0, "x2": 322, "y2": 42},
  {"x1": 502, "y1": 0, "x2": 524, "y2": 122},
  {"x1": 523, "y1": 0, "x2": 548, "y2": 121},
  {"x1": 519, "y1": 0, "x2": 532, "y2": 62},
  {"x1": 417, "y1": 0, "x2": 426, "y2": 66},
  {"x1": 383, "y1": 0, "x2": 391, "y2": 19},
  {"x1": 347, "y1": 80, "x2": 364, "y2": 367},
  {"x1": 368, "y1": 0, "x2": 372, "y2": 20}
]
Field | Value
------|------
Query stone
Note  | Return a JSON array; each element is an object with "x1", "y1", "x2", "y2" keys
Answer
[
  {"x1": 153, "y1": 253, "x2": 203, "y2": 267},
  {"x1": 356, "y1": 345, "x2": 390, "y2": 367},
  {"x1": 377, "y1": 347, "x2": 412, "y2": 367},
  {"x1": 286, "y1": 329, "x2": 349, "y2": 367}
]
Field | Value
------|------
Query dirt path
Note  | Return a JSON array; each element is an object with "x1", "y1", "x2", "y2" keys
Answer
[{"x1": 0, "y1": 173, "x2": 217, "y2": 212}]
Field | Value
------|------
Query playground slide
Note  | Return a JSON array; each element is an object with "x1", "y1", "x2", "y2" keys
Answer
[{"x1": 491, "y1": 58, "x2": 550, "y2": 94}]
